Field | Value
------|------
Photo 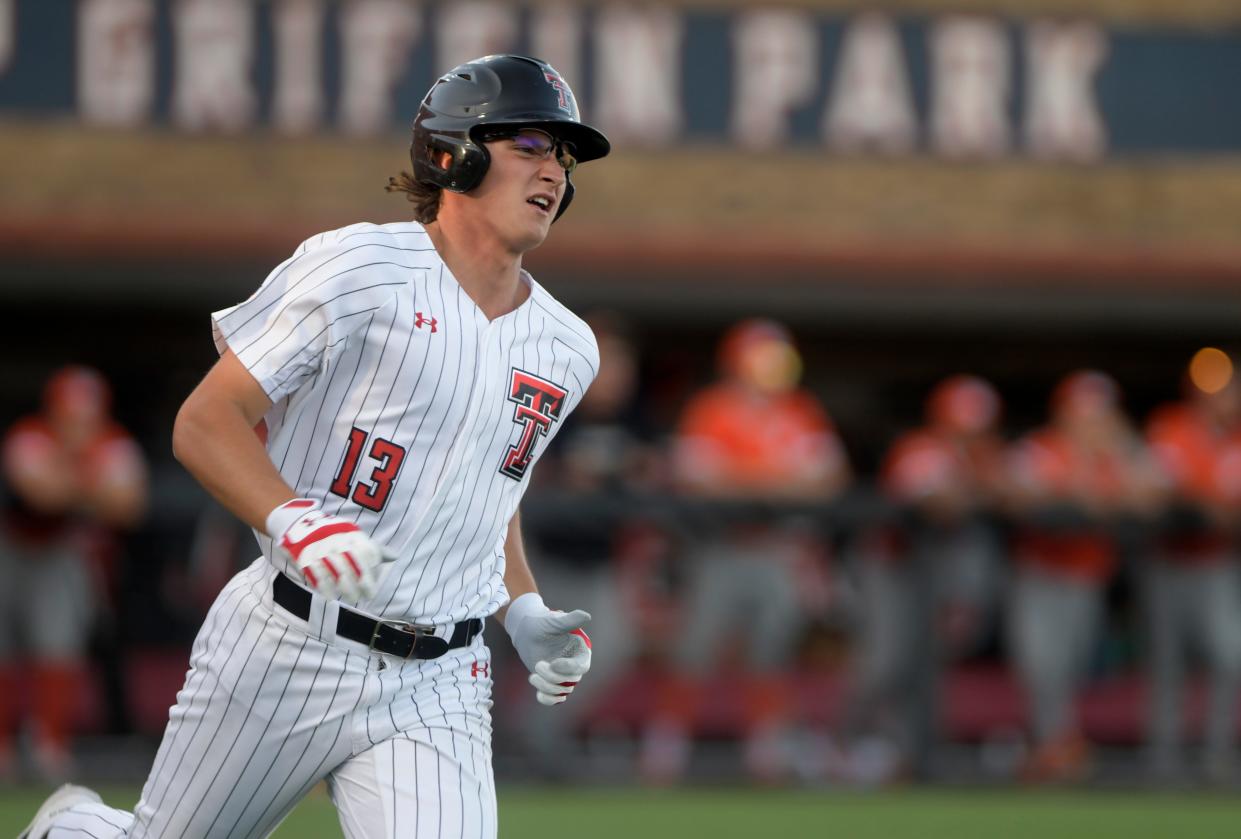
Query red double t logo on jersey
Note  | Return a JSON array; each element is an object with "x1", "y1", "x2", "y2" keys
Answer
[
  {"x1": 414, "y1": 312, "x2": 437, "y2": 332},
  {"x1": 499, "y1": 369, "x2": 567, "y2": 481}
]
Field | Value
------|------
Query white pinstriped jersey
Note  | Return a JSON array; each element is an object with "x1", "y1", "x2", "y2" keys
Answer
[{"x1": 211, "y1": 221, "x2": 598, "y2": 626}]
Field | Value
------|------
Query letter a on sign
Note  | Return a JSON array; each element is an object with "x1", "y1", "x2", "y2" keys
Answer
[{"x1": 823, "y1": 13, "x2": 917, "y2": 154}]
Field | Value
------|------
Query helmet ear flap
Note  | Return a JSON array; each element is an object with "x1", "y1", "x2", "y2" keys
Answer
[
  {"x1": 553, "y1": 175, "x2": 574, "y2": 222},
  {"x1": 410, "y1": 134, "x2": 491, "y2": 193}
]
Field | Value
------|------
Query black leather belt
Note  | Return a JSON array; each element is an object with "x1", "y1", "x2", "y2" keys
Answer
[{"x1": 273, "y1": 572, "x2": 483, "y2": 660}]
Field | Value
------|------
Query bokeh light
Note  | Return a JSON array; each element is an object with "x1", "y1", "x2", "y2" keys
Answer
[{"x1": 1189, "y1": 346, "x2": 1234, "y2": 394}]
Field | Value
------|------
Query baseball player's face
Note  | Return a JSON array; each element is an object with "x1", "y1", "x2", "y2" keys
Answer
[
  {"x1": 48, "y1": 388, "x2": 108, "y2": 447},
  {"x1": 734, "y1": 337, "x2": 802, "y2": 395},
  {"x1": 471, "y1": 129, "x2": 571, "y2": 251}
]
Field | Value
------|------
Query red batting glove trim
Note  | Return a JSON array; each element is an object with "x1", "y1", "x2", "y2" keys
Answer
[
  {"x1": 571, "y1": 628, "x2": 592, "y2": 649},
  {"x1": 281, "y1": 521, "x2": 360, "y2": 558},
  {"x1": 343, "y1": 551, "x2": 362, "y2": 578},
  {"x1": 281, "y1": 499, "x2": 316, "y2": 510},
  {"x1": 302, "y1": 567, "x2": 319, "y2": 589},
  {"x1": 322, "y1": 557, "x2": 340, "y2": 582}
]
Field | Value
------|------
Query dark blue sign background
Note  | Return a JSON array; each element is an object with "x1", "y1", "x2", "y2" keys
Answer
[{"x1": 3, "y1": 1, "x2": 1240, "y2": 155}]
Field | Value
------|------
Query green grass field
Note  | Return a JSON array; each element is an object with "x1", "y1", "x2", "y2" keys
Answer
[{"x1": 3, "y1": 785, "x2": 1241, "y2": 838}]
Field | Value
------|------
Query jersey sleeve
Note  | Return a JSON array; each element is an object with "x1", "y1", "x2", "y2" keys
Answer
[
  {"x1": 211, "y1": 234, "x2": 403, "y2": 403},
  {"x1": 1145, "y1": 405, "x2": 1194, "y2": 488},
  {"x1": 85, "y1": 428, "x2": 147, "y2": 493},
  {"x1": 2, "y1": 418, "x2": 56, "y2": 484},
  {"x1": 782, "y1": 392, "x2": 848, "y2": 482}
]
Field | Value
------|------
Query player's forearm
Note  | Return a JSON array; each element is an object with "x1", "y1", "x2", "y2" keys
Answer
[
  {"x1": 6, "y1": 464, "x2": 77, "y2": 513},
  {"x1": 87, "y1": 476, "x2": 147, "y2": 528},
  {"x1": 173, "y1": 394, "x2": 294, "y2": 533}
]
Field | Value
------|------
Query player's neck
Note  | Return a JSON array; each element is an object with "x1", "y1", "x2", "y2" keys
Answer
[{"x1": 424, "y1": 220, "x2": 530, "y2": 321}]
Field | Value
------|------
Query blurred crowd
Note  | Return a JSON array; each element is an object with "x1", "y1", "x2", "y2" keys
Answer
[
  {"x1": 4, "y1": 324, "x2": 1241, "y2": 791},
  {"x1": 516, "y1": 319, "x2": 1241, "y2": 790}
]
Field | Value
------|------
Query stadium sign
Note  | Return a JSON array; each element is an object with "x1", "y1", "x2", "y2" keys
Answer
[{"x1": 0, "y1": 1, "x2": 1240, "y2": 158}]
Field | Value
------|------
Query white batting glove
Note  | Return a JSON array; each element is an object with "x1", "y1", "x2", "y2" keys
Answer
[
  {"x1": 267, "y1": 498, "x2": 386, "y2": 603},
  {"x1": 504, "y1": 592, "x2": 592, "y2": 706}
]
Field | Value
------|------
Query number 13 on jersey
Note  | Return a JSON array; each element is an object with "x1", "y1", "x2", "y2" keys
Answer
[{"x1": 330, "y1": 427, "x2": 406, "y2": 512}]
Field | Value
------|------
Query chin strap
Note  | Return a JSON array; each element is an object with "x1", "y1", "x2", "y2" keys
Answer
[{"x1": 553, "y1": 175, "x2": 574, "y2": 222}]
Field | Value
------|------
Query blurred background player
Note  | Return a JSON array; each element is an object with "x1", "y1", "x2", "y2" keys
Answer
[
  {"x1": 844, "y1": 374, "x2": 1007, "y2": 782},
  {"x1": 1005, "y1": 370, "x2": 1163, "y2": 782},
  {"x1": 0, "y1": 366, "x2": 147, "y2": 780},
  {"x1": 1142, "y1": 348, "x2": 1241, "y2": 785},
  {"x1": 638, "y1": 318, "x2": 851, "y2": 784}
]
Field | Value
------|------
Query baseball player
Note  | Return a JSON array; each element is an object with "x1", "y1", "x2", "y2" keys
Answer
[
  {"x1": 1143, "y1": 356, "x2": 1241, "y2": 784},
  {"x1": 1006, "y1": 370, "x2": 1163, "y2": 783},
  {"x1": 639, "y1": 319, "x2": 852, "y2": 784},
  {"x1": 1, "y1": 366, "x2": 147, "y2": 780},
  {"x1": 846, "y1": 374, "x2": 1006, "y2": 782},
  {"x1": 23, "y1": 54, "x2": 608, "y2": 839}
]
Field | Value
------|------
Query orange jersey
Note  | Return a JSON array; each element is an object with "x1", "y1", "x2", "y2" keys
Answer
[
  {"x1": 674, "y1": 384, "x2": 844, "y2": 489},
  {"x1": 1008, "y1": 429, "x2": 1133, "y2": 582},
  {"x1": 1146, "y1": 402, "x2": 1237, "y2": 557},
  {"x1": 1147, "y1": 403, "x2": 1234, "y2": 504},
  {"x1": 1217, "y1": 435, "x2": 1241, "y2": 506}
]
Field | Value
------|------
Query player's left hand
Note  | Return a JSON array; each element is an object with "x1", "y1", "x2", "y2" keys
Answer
[{"x1": 504, "y1": 593, "x2": 591, "y2": 706}]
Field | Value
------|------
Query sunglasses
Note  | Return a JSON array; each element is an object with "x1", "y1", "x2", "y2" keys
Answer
[{"x1": 480, "y1": 129, "x2": 577, "y2": 174}]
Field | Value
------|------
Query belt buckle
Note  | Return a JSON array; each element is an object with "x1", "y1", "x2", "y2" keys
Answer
[{"x1": 369, "y1": 619, "x2": 434, "y2": 655}]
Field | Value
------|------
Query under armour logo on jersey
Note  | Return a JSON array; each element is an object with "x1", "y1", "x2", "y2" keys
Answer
[
  {"x1": 414, "y1": 312, "x2": 438, "y2": 332},
  {"x1": 499, "y1": 369, "x2": 568, "y2": 481},
  {"x1": 471, "y1": 661, "x2": 489, "y2": 678}
]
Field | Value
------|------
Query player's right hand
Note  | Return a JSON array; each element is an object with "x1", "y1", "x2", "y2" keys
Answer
[{"x1": 268, "y1": 499, "x2": 386, "y2": 603}]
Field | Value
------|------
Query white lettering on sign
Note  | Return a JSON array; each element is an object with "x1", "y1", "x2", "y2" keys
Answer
[
  {"x1": 45, "y1": 4, "x2": 1124, "y2": 161},
  {"x1": 340, "y1": 0, "x2": 419, "y2": 136},
  {"x1": 437, "y1": 2, "x2": 517, "y2": 72},
  {"x1": 78, "y1": 0, "x2": 155, "y2": 127},
  {"x1": 273, "y1": 0, "x2": 325, "y2": 135},
  {"x1": 730, "y1": 10, "x2": 817, "y2": 149},
  {"x1": 930, "y1": 16, "x2": 1010, "y2": 159},
  {"x1": 531, "y1": 2, "x2": 584, "y2": 110},
  {"x1": 171, "y1": 0, "x2": 255, "y2": 132},
  {"x1": 594, "y1": 5, "x2": 682, "y2": 146},
  {"x1": 823, "y1": 13, "x2": 916, "y2": 154},
  {"x1": 1024, "y1": 20, "x2": 1108, "y2": 161}
]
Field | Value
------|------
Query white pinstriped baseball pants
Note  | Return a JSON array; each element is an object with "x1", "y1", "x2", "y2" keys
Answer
[{"x1": 46, "y1": 559, "x2": 498, "y2": 839}]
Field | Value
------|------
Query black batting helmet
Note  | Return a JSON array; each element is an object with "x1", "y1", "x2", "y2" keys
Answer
[{"x1": 411, "y1": 54, "x2": 610, "y2": 221}]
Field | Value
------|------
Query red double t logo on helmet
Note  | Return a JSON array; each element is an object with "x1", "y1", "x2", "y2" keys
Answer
[
  {"x1": 498, "y1": 369, "x2": 567, "y2": 481},
  {"x1": 543, "y1": 70, "x2": 571, "y2": 113}
]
